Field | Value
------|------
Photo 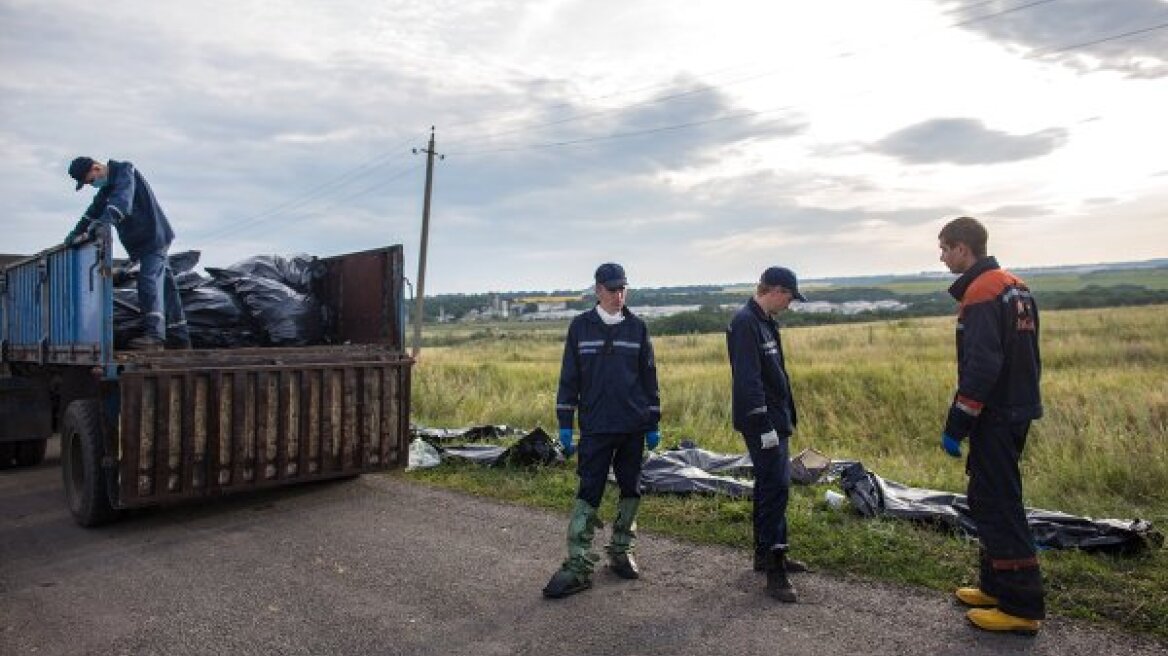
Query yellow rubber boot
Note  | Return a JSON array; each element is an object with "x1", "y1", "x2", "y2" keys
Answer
[
  {"x1": 955, "y1": 587, "x2": 998, "y2": 607},
  {"x1": 966, "y1": 608, "x2": 1041, "y2": 635}
]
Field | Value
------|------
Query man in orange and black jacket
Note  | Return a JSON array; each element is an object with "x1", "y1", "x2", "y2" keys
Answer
[{"x1": 937, "y1": 216, "x2": 1044, "y2": 635}]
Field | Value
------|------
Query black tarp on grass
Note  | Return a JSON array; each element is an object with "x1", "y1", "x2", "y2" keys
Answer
[
  {"x1": 411, "y1": 426, "x2": 1162, "y2": 554},
  {"x1": 840, "y1": 462, "x2": 1163, "y2": 555}
]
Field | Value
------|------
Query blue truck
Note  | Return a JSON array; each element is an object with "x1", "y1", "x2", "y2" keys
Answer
[{"x1": 0, "y1": 232, "x2": 413, "y2": 525}]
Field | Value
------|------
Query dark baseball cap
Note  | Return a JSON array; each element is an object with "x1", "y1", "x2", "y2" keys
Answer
[
  {"x1": 594, "y1": 262, "x2": 627, "y2": 290},
  {"x1": 68, "y1": 156, "x2": 96, "y2": 191},
  {"x1": 761, "y1": 266, "x2": 807, "y2": 302}
]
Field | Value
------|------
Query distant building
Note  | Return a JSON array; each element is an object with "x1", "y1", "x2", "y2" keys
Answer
[{"x1": 795, "y1": 300, "x2": 907, "y2": 315}]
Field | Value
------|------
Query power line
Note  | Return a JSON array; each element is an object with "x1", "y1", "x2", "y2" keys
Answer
[
  {"x1": 447, "y1": 107, "x2": 789, "y2": 156},
  {"x1": 200, "y1": 160, "x2": 421, "y2": 245},
  {"x1": 197, "y1": 0, "x2": 1069, "y2": 236},
  {"x1": 1034, "y1": 19, "x2": 1168, "y2": 56},
  {"x1": 448, "y1": 17, "x2": 1166, "y2": 159},
  {"x1": 440, "y1": 0, "x2": 1057, "y2": 146},
  {"x1": 196, "y1": 135, "x2": 418, "y2": 242},
  {"x1": 949, "y1": 0, "x2": 1057, "y2": 28},
  {"x1": 440, "y1": 0, "x2": 1061, "y2": 152}
]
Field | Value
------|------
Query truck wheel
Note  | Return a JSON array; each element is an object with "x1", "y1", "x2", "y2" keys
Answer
[
  {"x1": 61, "y1": 400, "x2": 118, "y2": 526},
  {"x1": 0, "y1": 442, "x2": 14, "y2": 469},
  {"x1": 14, "y1": 439, "x2": 48, "y2": 467}
]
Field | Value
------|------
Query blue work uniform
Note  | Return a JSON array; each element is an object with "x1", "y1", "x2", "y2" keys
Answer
[
  {"x1": 556, "y1": 306, "x2": 660, "y2": 506},
  {"x1": 727, "y1": 297, "x2": 797, "y2": 555},
  {"x1": 68, "y1": 160, "x2": 188, "y2": 344}
]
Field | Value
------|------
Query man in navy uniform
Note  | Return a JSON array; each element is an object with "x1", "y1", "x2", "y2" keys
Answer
[
  {"x1": 727, "y1": 266, "x2": 810, "y2": 603},
  {"x1": 66, "y1": 156, "x2": 190, "y2": 350},
  {"x1": 938, "y1": 216, "x2": 1044, "y2": 635},
  {"x1": 543, "y1": 262, "x2": 661, "y2": 599}
]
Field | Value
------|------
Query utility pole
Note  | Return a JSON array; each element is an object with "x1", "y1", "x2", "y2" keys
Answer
[{"x1": 411, "y1": 127, "x2": 442, "y2": 359}]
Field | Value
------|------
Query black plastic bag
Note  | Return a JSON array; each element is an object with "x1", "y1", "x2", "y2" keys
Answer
[
  {"x1": 495, "y1": 428, "x2": 562, "y2": 467},
  {"x1": 410, "y1": 424, "x2": 523, "y2": 444},
  {"x1": 112, "y1": 289, "x2": 140, "y2": 349},
  {"x1": 168, "y1": 250, "x2": 201, "y2": 274},
  {"x1": 637, "y1": 451, "x2": 755, "y2": 497},
  {"x1": 207, "y1": 254, "x2": 324, "y2": 294},
  {"x1": 112, "y1": 250, "x2": 201, "y2": 288},
  {"x1": 181, "y1": 285, "x2": 262, "y2": 348},
  {"x1": 836, "y1": 463, "x2": 1163, "y2": 554},
  {"x1": 174, "y1": 269, "x2": 211, "y2": 291},
  {"x1": 841, "y1": 462, "x2": 882, "y2": 518},
  {"x1": 216, "y1": 275, "x2": 323, "y2": 346}
]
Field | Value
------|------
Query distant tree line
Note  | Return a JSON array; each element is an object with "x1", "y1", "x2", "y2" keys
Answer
[
  {"x1": 423, "y1": 283, "x2": 1168, "y2": 327},
  {"x1": 645, "y1": 286, "x2": 1168, "y2": 336}
]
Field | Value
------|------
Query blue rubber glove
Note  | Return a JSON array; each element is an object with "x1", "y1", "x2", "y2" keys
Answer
[
  {"x1": 645, "y1": 430, "x2": 660, "y2": 451},
  {"x1": 941, "y1": 433, "x2": 963, "y2": 458},
  {"x1": 559, "y1": 428, "x2": 574, "y2": 457},
  {"x1": 943, "y1": 401, "x2": 978, "y2": 441}
]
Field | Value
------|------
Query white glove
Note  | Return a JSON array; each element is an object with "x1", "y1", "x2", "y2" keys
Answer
[{"x1": 760, "y1": 429, "x2": 779, "y2": 449}]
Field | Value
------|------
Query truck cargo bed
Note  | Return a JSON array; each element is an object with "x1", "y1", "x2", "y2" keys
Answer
[{"x1": 115, "y1": 346, "x2": 410, "y2": 507}]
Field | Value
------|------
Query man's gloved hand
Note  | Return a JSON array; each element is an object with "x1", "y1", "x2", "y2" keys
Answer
[
  {"x1": 941, "y1": 396, "x2": 980, "y2": 459},
  {"x1": 760, "y1": 429, "x2": 780, "y2": 450},
  {"x1": 559, "y1": 428, "x2": 574, "y2": 457},
  {"x1": 88, "y1": 223, "x2": 110, "y2": 241},
  {"x1": 110, "y1": 266, "x2": 132, "y2": 286},
  {"x1": 943, "y1": 399, "x2": 978, "y2": 441},
  {"x1": 645, "y1": 430, "x2": 660, "y2": 451},
  {"x1": 941, "y1": 433, "x2": 963, "y2": 458}
]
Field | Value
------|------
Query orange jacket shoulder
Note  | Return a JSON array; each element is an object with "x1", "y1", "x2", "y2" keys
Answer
[{"x1": 962, "y1": 269, "x2": 1022, "y2": 306}]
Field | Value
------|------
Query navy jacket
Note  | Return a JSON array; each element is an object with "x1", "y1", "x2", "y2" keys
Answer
[
  {"x1": 70, "y1": 160, "x2": 174, "y2": 259},
  {"x1": 948, "y1": 256, "x2": 1043, "y2": 423},
  {"x1": 727, "y1": 298, "x2": 797, "y2": 436},
  {"x1": 556, "y1": 306, "x2": 661, "y2": 435}
]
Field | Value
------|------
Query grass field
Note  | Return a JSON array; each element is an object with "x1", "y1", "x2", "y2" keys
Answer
[
  {"x1": 406, "y1": 304, "x2": 1168, "y2": 639},
  {"x1": 849, "y1": 267, "x2": 1168, "y2": 295}
]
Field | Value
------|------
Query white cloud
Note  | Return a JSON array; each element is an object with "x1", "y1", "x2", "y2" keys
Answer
[{"x1": 0, "y1": 0, "x2": 1164, "y2": 293}]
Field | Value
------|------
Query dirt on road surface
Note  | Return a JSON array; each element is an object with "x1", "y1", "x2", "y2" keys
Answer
[{"x1": 2, "y1": 440, "x2": 1165, "y2": 656}]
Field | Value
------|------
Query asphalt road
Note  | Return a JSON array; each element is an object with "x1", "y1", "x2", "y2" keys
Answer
[{"x1": 3, "y1": 439, "x2": 1165, "y2": 656}]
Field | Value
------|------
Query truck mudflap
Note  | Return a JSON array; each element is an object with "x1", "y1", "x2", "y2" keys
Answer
[{"x1": 114, "y1": 350, "x2": 411, "y2": 507}]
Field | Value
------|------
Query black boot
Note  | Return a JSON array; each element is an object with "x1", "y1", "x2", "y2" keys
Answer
[
  {"x1": 606, "y1": 497, "x2": 641, "y2": 580},
  {"x1": 543, "y1": 566, "x2": 592, "y2": 599},
  {"x1": 543, "y1": 500, "x2": 600, "y2": 599},
  {"x1": 609, "y1": 552, "x2": 640, "y2": 579},
  {"x1": 766, "y1": 549, "x2": 797, "y2": 603},
  {"x1": 755, "y1": 549, "x2": 810, "y2": 573}
]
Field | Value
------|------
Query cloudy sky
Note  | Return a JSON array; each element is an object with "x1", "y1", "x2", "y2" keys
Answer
[{"x1": 2, "y1": 0, "x2": 1166, "y2": 294}]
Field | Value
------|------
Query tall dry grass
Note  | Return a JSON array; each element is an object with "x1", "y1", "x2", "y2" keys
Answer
[{"x1": 414, "y1": 306, "x2": 1168, "y2": 520}]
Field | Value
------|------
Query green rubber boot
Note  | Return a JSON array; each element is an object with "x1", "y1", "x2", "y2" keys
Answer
[
  {"x1": 543, "y1": 499, "x2": 602, "y2": 599},
  {"x1": 606, "y1": 496, "x2": 641, "y2": 580}
]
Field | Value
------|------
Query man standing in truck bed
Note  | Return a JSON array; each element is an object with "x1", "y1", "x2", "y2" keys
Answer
[{"x1": 66, "y1": 156, "x2": 190, "y2": 350}]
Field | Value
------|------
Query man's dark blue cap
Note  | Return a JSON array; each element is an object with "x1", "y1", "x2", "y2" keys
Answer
[
  {"x1": 68, "y1": 156, "x2": 95, "y2": 191},
  {"x1": 594, "y1": 262, "x2": 627, "y2": 290},
  {"x1": 761, "y1": 266, "x2": 807, "y2": 302}
]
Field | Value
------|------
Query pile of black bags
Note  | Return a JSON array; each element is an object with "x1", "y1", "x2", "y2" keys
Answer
[{"x1": 113, "y1": 251, "x2": 328, "y2": 349}]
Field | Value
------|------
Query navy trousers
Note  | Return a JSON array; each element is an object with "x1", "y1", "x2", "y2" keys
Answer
[
  {"x1": 967, "y1": 418, "x2": 1045, "y2": 620},
  {"x1": 743, "y1": 431, "x2": 790, "y2": 552},
  {"x1": 138, "y1": 251, "x2": 189, "y2": 343},
  {"x1": 576, "y1": 432, "x2": 644, "y2": 508}
]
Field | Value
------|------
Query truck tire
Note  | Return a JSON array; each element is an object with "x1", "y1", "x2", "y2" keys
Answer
[
  {"x1": 14, "y1": 438, "x2": 48, "y2": 467},
  {"x1": 0, "y1": 442, "x2": 15, "y2": 469},
  {"x1": 61, "y1": 400, "x2": 118, "y2": 526}
]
